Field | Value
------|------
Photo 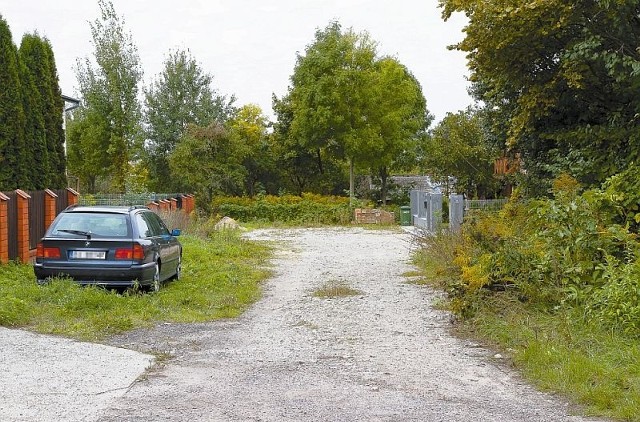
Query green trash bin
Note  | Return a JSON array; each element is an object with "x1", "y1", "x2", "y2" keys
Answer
[{"x1": 399, "y1": 206, "x2": 412, "y2": 226}]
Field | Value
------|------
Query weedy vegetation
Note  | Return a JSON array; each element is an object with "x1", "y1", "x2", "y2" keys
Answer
[
  {"x1": 414, "y1": 175, "x2": 640, "y2": 421},
  {"x1": 312, "y1": 280, "x2": 363, "y2": 298}
]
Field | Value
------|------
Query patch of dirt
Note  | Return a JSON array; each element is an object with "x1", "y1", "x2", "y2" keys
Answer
[{"x1": 100, "y1": 227, "x2": 606, "y2": 422}]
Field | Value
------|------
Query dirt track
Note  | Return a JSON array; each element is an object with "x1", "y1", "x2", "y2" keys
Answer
[{"x1": 93, "y1": 227, "x2": 605, "y2": 422}]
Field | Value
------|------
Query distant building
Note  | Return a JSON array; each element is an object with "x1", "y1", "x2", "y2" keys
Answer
[{"x1": 390, "y1": 175, "x2": 442, "y2": 194}]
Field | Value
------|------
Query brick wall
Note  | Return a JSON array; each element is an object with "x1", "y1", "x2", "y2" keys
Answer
[
  {"x1": 67, "y1": 188, "x2": 79, "y2": 207},
  {"x1": 354, "y1": 208, "x2": 395, "y2": 225},
  {"x1": 0, "y1": 193, "x2": 8, "y2": 264},
  {"x1": 15, "y1": 190, "x2": 31, "y2": 263},
  {"x1": 44, "y1": 189, "x2": 58, "y2": 229}
]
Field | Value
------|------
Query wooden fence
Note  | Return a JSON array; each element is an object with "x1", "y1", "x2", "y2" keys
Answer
[{"x1": 0, "y1": 190, "x2": 194, "y2": 264}]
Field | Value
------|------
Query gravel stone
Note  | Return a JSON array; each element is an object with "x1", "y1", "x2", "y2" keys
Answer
[{"x1": 96, "y1": 227, "x2": 608, "y2": 422}]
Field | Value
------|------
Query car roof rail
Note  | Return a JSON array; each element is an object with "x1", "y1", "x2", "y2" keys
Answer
[
  {"x1": 129, "y1": 205, "x2": 149, "y2": 211},
  {"x1": 64, "y1": 204, "x2": 80, "y2": 211}
]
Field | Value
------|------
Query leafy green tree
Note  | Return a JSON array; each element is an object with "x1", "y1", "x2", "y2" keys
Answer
[
  {"x1": 66, "y1": 106, "x2": 111, "y2": 193},
  {"x1": 441, "y1": 0, "x2": 640, "y2": 194},
  {"x1": 169, "y1": 123, "x2": 246, "y2": 207},
  {"x1": 272, "y1": 94, "x2": 348, "y2": 195},
  {"x1": 286, "y1": 22, "x2": 376, "y2": 200},
  {"x1": 425, "y1": 108, "x2": 499, "y2": 198},
  {"x1": 41, "y1": 38, "x2": 66, "y2": 188},
  {"x1": 17, "y1": 38, "x2": 43, "y2": 191},
  {"x1": 280, "y1": 21, "x2": 429, "y2": 201},
  {"x1": 69, "y1": 0, "x2": 142, "y2": 193},
  {"x1": 144, "y1": 49, "x2": 235, "y2": 191},
  {"x1": 227, "y1": 104, "x2": 276, "y2": 196},
  {"x1": 0, "y1": 15, "x2": 27, "y2": 190},
  {"x1": 366, "y1": 57, "x2": 430, "y2": 204}
]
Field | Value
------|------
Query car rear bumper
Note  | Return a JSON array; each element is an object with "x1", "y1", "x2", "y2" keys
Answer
[{"x1": 33, "y1": 261, "x2": 156, "y2": 286}]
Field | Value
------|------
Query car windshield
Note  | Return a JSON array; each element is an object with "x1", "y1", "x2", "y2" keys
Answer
[{"x1": 50, "y1": 213, "x2": 130, "y2": 238}]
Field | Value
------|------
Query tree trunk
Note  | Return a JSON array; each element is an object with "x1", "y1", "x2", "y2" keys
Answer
[
  {"x1": 379, "y1": 166, "x2": 389, "y2": 206},
  {"x1": 316, "y1": 149, "x2": 324, "y2": 174},
  {"x1": 349, "y1": 157, "x2": 355, "y2": 206}
]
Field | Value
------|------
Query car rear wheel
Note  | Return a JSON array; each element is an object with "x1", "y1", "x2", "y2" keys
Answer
[
  {"x1": 173, "y1": 256, "x2": 182, "y2": 280},
  {"x1": 149, "y1": 262, "x2": 160, "y2": 292}
]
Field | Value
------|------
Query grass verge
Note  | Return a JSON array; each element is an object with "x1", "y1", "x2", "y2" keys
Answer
[
  {"x1": 456, "y1": 295, "x2": 640, "y2": 421},
  {"x1": 413, "y1": 209, "x2": 640, "y2": 420},
  {"x1": 0, "y1": 231, "x2": 272, "y2": 341}
]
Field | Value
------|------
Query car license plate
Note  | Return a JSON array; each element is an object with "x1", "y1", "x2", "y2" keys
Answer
[{"x1": 70, "y1": 250, "x2": 106, "y2": 259}]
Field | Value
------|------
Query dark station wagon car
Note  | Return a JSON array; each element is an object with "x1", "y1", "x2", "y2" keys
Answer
[{"x1": 34, "y1": 205, "x2": 182, "y2": 291}]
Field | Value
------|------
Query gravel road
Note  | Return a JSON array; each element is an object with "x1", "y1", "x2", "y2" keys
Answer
[
  {"x1": 0, "y1": 227, "x2": 609, "y2": 421},
  {"x1": 95, "y1": 227, "x2": 606, "y2": 422}
]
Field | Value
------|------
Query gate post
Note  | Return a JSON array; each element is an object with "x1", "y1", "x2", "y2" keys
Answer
[
  {"x1": 66, "y1": 188, "x2": 79, "y2": 207},
  {"x1": 0, "y1": 193, "x2": 9, "y2": 264},
  {"x1": 15, "y1": 189, "x2": 31, "y2": 263},
  {"x1": 184, "y1": 194, "x2": 195, "y2": 214},
  {"x1": 449, "y1": 194, "x2": 464, "y2": 232},
  {"x1": 44, "y1": 189, "x2": 58, "y2": 230},
  {"x1": 428, "y1": 193, "x2": 443, "y2": 231}
]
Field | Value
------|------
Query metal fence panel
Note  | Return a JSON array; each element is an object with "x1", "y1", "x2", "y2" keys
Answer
[
  {"x1": 410, "y1": 190, "x2": 419, "y2": 219},
  {"x1": 411, "y1": 191, "x2": 442, "y2": 231},
  {"x1": 28, "y1": 191, "x2": 46, "y2": 249},
  {"x1": 426, "y1": 193, "x2": 442, "y2": 231},
  {"x1": 418, "y1": 191, "x2": 428, "y2": 218},
  {"x1": 411, "y1": 190, "x2": 507, "y2": 233},
  {"x1": 78, "y1": 193, "x2": 183, "y2": 207},
  {"x1": 465, "y1": 199, "x2": 508, "y2": 211}
]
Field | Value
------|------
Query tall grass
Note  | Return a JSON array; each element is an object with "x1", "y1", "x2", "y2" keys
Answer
[
  {"x1": 459, "y1": 296, "x2": 640, "y2": 421},
  {"x1": 0, "y1": 231, "x2": 271, "y2": 341},
  {"x1": 414, "y1": 209, "x2": 640, "y2": 420}
]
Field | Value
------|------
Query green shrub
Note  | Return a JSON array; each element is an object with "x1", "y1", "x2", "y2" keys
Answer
[
  {"x1": 415, "y1": 175, "x2": 640, "y2": 419},
  {"x1": 587, "y1": 255, "x2": 640, "y2": 335},
  {"x1": 419, "y1": 176, "x2": 640, "y2": 333},
  {"x1": 211, "y1": 193, "x2": 354, "y2": 225},
  {"x1": 602, "y1": 162, "x2": 640, "y2": 232}
]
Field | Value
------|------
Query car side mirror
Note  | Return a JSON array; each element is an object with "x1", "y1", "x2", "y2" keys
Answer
[{"x1": 171, "y1": 229, "x2": 181, "y2": 237}]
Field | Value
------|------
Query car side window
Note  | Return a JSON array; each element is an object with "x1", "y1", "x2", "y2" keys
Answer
[
  {"x1": 141, "y1": 212, "x2": 169, "y2": 236},
  {"x1": 135, "y1": 214, "x2": 153, "y2": 238},
  {"x1": 148, "y1": 212, "x2": 171, "y2": 236}
]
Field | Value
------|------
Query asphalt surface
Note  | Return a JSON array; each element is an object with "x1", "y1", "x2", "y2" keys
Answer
[{"x1": 0, "y1": 327, "x2": 153, "y2": 421}]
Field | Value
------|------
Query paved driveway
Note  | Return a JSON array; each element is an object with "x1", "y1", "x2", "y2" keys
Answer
[{"x1": 0, "y1": 327, "x2": 152, "y2": 421}]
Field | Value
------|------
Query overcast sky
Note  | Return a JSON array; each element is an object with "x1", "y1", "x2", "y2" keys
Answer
[{"x1": 2, "y1": 0, "x2": 472, "y2": 122}]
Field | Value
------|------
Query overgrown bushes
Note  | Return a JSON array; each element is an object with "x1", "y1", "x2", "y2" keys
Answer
[
  {"x1": 415, "y1": 174, "x2": 640, "y2": 419},
  {"x1": 417, "y1": 174, "x2": 640, "y2": 336},
  {"x1": 210, "y1": 193, "x2": 354, "y2": 225}
]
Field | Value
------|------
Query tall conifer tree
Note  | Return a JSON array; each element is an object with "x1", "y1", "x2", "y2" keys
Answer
[
  {"x1": 0, "y1": 15, "x2": 26, "y2": 190},
  {"x1": 42, "y1": 38, "x2": 65, "y2": 188},
  {"x1": 19, "y1": 34, "x2": 49, "y2": 189}
]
